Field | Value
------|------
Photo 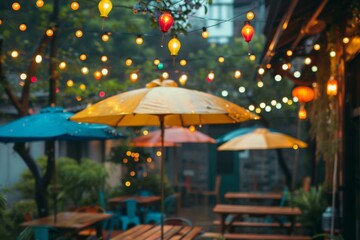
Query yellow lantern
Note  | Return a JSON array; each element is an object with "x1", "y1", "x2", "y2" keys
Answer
[
  {"x1": 168, "y1": 35, "x2": 181, "y2": 56},
  {"x1": 326, "y1": 76, "x2": 338, "y2": 96},
  {"x1": 98, "y1": 0, "x2": 112, "y2": 29},
  {"x1": 98, "y1": 0, "x2": 112, "y2": 18}
]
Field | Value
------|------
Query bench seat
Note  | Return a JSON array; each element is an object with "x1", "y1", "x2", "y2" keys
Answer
[
  {"x1": 213, "y1": 220, "x2": 302, "y2": 228},
  {"x1": 201, "y1": 232, "x2": 311, "y2": 240}
]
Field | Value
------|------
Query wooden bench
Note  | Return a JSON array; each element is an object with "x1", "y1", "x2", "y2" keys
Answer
[
  {"x1": 213, "y1": 220, "x2": 302, "y2": 228},
  {"x1": 200, "y1": 232, "x2": 311, "y2": 240}
]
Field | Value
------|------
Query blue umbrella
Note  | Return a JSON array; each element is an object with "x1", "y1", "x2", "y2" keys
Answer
[
  {"x1": 216, "y1": 125, "x2": 268, "y2": 143},
  {"x1": 0, "y1": 106, "x2": 125, "y2": 222},
  {"x1": 0, "y1": 106, "x2": 123, "y2": 142}
]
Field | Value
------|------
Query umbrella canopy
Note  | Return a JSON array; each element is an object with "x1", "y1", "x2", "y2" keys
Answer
[
  {"x1": 0, "y1": 106, "x2": 123, "y2": 143},
  {"x1": 217, "y1": 127, "x2": 307, "y2": 150},
  {"x1": 217, "y1": 127, "x2": 307, "y2": 190},
  {"x1": 0, "y1": 106, "x2": 124, "y2": 223},
  {"x1": 70, "y1": 79, "x2": 259, "y2": 239},
  {"x1": 131, "y1": 126, "x2": 216, "y2": 147}
]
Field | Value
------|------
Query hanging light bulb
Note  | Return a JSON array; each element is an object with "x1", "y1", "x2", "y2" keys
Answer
[
  {"x1": 179, "y1": 74, "x2": 188, "y2": 86},
  {"x1": 202, "y1": 27, "x2": 209, "y2": 39},
  {"x1": 158, "y1": 12, "x2": 174, "y2": 47},
  {"x1": 207, "y1": 72, "x2": 215, "y2": 82},
  {"x1": 326, "y1": 76, "x2": 338, "y2": 96},
  {"x1": 130, "y1": 72, "x2": 139, "y2": 83},
  {"x1": 102, "y1": 33, "x2": 110, "y2": 42},
  {"x1": 94, "y1": 71, "x2": 102, "y2": 80},
  {"x1": 135, "y1": 35, "x2": 144, "y2": 45},
  {"x1": 98, "y1": 0, "x2": 113, "y2": 29},
  {"x1": 179, "y1": 59, "x2": 187, "y2": 66}
]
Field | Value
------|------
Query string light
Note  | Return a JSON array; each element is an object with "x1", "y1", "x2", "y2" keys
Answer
[
  {"x1": 136, "y1": 35, "x2": 144, "y2": 45},
  {"x1": 304, "y1": 57, "x2": 311, "y2": 65},
  {"x1": 36, "y1": 0, "x2": 44, "y2": 8},
  {"x1": 101, "y1": 56, "x2": 108, "y2": 62},
  {"x1": 161, "y1": 72, "x2": 169, "y2": 79},
  {"x1": 67, "y1": 79, "x2": 74, "y2": 87},
  {"x1": 81, "y1": 67, "x2": 89, "y2": 74},
  {"x1": 94, "y1": 71, "x2": 102, "y2": 80},
  {"x1": 35, "y1": 55, "x2": 42, "y2": 63},
  {"x1": 249, "y1": 54, "x2": 256, "y2": 61},
  {"x1": 75, "y1": 30, "x2": 83, "y2": 38},
  {"x1": 286, "y1": 50, "x2": 293, "y2": 56},
  {"x1": 258, "y1": 67, "x2": 265, "y2": 75},
  {"x1": 329, "y1": 49, "x2": 336, "y2": 57},
  {"x1": 153, "y1": 59, "x2": 160, "y2": 65},
  {"x1": 71, "y1": 2, "x2": 80, "y2": 11},
  {"x1": 19, "y1": 24, "x2": 27, "y2": 31},
  {"x1": 179, "y1": 59, "x2": 187, "y2": 66},
  {"x1": 314, "y1": 44, "x2": 320, "y2": 51},
  {"x1": 125, "y1": 58, "x2": 133, "y2": 66},
  {"x1": 218, "y1": 56, "x2": 225, "y2": 63},
  {"x1": 179, "y1": 74, "x2": 188, "y2": 85},
  {"x1": 79, "y1": 54, "x2": 87, "y2": 61},
  {"x1": 12, "y1": 2, "x2": 21, "y2": 11},
  {"x1": 342, "y1": 37, "x2": 350, "y2": 44},
  {"x1": 207, "y1": 72, "x2": 215, "y2": 82},
  {"x1": 102, "y1": 33, "x2": 110, "y2": 42},
  {"x1": 101, "y1": 68, "x2": 108, "y2": 76},
  {"x1": 11, "y1": 51, "x2": 19, "y2": 58},
  {"x1": 46, "y1": 29, "x2": 54, "y2": 37},
  {"x1": 201, "y1": 27, "x2": 209, "y2": 39},
  {"x1": 246, "y1": 11, "x2": 254, "y2": 21},
  {"x1": 130, "y1": 72, "x2": 139, "y2": 82},
  {"x1": 59, "y1": 62, "x2": 67, "y2": 70},
  {"x1": 234, "y1": 70, "x2": 241, "y2": 79}
]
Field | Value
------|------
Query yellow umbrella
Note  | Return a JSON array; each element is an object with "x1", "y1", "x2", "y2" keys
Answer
[
  {"x1": 71, "y1": 79, "x2": 259, "y2": 239},
  {"x1": 217, "y1": 127, "x2": 307, "y2": 190},
  {"x1": 217, "y1": 128, "x2": 308, "y2": 150}
]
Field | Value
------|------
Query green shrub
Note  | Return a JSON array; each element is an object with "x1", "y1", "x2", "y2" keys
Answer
[
  {"x1": 13, "y1": 156, "x2": 108, "y2": 211},
  {"x1": 289, "y1": 185, "x2": 327, "y2": 235}
]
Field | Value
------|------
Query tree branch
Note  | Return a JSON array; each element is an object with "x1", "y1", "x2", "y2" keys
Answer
[{"x1": 0, "y1": 37, "x2": 22, "y2": 114}]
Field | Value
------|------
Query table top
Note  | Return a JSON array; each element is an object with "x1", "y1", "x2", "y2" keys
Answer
[
  {"x1": 110, "y1": 224, "x2": 203, "y2": 240},
  {"x1": 108, "y1": 195, "x2": 161, "y2": 204},
  {"x1": 20, "y1": 212, "x2": 112, "y2": 230},
  {"x1": 213, "y1": 204, "x2": 301, "y2": 216},
  {"x1": 225, "y1": 192, "x2": 283, "y2": 200}
]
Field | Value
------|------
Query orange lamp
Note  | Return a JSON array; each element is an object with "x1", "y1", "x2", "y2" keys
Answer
[{"x1": 298, "y1": 104, "x2": 307, "y2": 120}]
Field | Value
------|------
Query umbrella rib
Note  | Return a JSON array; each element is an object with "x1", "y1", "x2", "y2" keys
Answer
[{"x1": 114, "y1": 115, "x2": 127, "y2": 126}]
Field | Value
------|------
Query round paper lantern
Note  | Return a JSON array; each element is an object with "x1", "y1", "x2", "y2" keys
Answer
[{"x1": 292, "y1": 85, "x2": 315, "y2": 103}]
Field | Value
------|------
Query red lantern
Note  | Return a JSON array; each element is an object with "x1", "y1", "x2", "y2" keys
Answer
[
  {"x1": 241, "y1": 21, "x2": 254, "y2": 42},
  {"x1": 159, "y1": 12, "x2": 174, "y2": 33},
  {"x1": 292, "y1": 86, "x2": 315, "y2": 103}
]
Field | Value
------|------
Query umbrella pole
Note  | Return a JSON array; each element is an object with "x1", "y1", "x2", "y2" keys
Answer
[{"x1": 159, "y1": 116, "x2": 165, "y2": 240}]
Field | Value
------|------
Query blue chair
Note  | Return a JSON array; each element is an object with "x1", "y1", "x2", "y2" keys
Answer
[
  {"x1": 119, "y1": 199, "x2": 140, "y2": 230},
  {"x1": 99, "y1": 191, "x2": 121, "y2": 236},
  {"x1": 144, "y1": 194, "x2": 177, "y2": 225}
]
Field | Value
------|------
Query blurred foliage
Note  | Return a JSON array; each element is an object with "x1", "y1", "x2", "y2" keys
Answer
[
  {"x1": 13, "y1": 156, "x2": 108, "y2": 210},
  {"x1": 289, "y1": 185, "x2": 327, "y2": 235}
]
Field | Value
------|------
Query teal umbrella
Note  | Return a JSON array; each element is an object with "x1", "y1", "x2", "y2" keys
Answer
[
  {"x1": 0, "y1": 106, "x2": 125, "y2": 222},
  {"x1": 0, "y1": 106, "x2": 123, "y2": 142}
]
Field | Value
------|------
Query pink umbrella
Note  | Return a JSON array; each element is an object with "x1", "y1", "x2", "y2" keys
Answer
[{"x1": 131, "y1": 126, "x2": 216, "y2": 187}]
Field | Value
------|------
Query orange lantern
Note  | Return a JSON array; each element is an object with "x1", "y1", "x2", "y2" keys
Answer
[
  {"x1": 326, "y1": 76, "x2": 338, "y2": 96},
  {"x1": 241, "y1": 21, "x2": 254, "y2": 42},
  {"x1": 298, "y1": 104, "x2": 307, "y2": 120},
  {"x1": 291, "y1": 85, "x2": 315, "y2": 103}
]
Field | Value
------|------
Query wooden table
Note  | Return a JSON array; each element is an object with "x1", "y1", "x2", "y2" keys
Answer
[
  {"x1": 20, "y1": 212, "x2": 112, "y2": 240},
  {"x1": 108, "y1": 195, "x2": 161, "y2": 205},
  {"x1": 110, "y1": 224, "x2": 203, "y2": 240},
  {"x1": 213, "y1": 204, "x2": 301, "y2": 234},
  {"x1": 225, "y1": 192, "x2": 283, "y2": 201}
]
